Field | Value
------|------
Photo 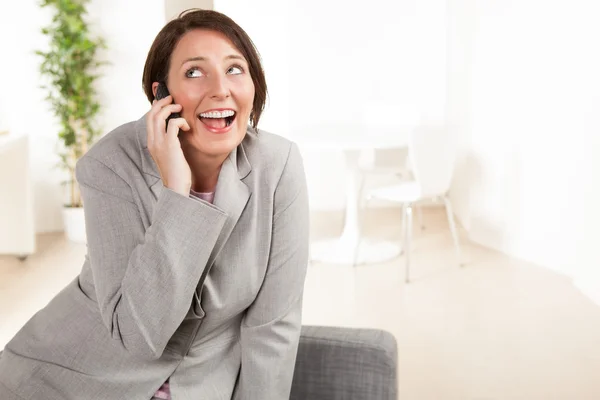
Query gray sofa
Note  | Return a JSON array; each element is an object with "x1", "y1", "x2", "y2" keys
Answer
[
  {"x1": 291, "y1": 326, "x2": 398, "y2": 400},
  {"x1": 0, "y1": 326, "x2": 398, "y2": 399}
]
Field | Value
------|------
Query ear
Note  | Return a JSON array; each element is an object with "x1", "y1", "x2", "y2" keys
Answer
[{"x1": 151, "y1": 82, "x2": 160, "y2": 98}]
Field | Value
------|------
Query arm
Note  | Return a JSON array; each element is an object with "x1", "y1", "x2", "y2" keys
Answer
[
  {"x1": 232, "y1": 142, "x2": 310, "y2": 400},
  {"x1": 76, "y1": 154, "x2": 228, "y2": 361}
]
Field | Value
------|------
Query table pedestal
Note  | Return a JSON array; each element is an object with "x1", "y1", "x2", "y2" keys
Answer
[{"x1": 310, "y1": 149, "x2": 401, "y2": 265}]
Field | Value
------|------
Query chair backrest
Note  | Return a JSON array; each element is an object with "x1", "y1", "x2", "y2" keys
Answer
[
  {"x1": 408, "y1": 123, "x2": 457, "y2": 198},
  {"x1": 358, "y1": 102, "x2": 419, "y2": 170}
]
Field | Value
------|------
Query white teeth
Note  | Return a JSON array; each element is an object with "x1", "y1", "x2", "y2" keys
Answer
[{"x1": 199, "y1": 110, "x2": 235, "y2": 118}]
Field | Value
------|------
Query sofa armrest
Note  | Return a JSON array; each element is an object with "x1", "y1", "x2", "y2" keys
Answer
[{"x1": 291, "y1": 325, "x2": 398, "y2": 400}]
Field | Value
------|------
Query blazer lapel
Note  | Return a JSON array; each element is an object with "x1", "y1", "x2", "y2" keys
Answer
[{"x1": 207, "y1": 147, "x2": 251, "y2": 267}]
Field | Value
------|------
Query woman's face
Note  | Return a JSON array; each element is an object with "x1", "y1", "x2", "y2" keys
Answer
[{"x1": 160, "y1": 29, "x2": 255, "y2": 160}]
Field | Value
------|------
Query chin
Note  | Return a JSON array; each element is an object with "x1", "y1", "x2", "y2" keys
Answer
[{"x1": 190, "y1": 133, "x2": 241, "y2": 157}]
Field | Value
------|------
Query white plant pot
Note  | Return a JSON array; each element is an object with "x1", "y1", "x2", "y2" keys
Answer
[{"x1": 62, "y1": 206, "x2": 87, "y2": 243}]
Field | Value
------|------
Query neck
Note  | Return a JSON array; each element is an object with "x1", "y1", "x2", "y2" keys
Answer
[{"x1": 183, "y1": 150, "x2": 227, "y2": 193}]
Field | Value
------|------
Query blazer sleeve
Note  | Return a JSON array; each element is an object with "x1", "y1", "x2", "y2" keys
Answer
[
  {"x1": 75, "y1": 154, "x2": 228, "y2": 361},
  {"x1": 232, "y1": 142, "x2": 310, "y2": 400}
]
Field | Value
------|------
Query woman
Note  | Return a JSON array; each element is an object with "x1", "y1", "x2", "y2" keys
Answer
[{"x1": 0, "y1": 9, "x2": 309, "y2": 400}]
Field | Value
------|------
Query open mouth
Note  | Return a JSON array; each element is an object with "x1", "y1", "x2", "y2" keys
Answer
[{"x1": 198, "y1": 110, "x2": 236, "y2": 130}]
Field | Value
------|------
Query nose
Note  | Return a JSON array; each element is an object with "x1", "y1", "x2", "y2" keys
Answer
[{"x1": 208, "y1": 73, "x2": 230, "y2": 100}]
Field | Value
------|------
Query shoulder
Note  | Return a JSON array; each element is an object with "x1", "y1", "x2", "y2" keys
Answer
[
  {"x1": 81, "y1": 118, "x2": 142, "y2": 169},
  {"x1": 241, "y1": 126, "x2": 307, "y2": 206},
  {"x1": 241, "y1": 126, "x2": 305, "y2": 182},
  {"x1": 75, "y1": 117, "x2": 144, "y2": 190}
]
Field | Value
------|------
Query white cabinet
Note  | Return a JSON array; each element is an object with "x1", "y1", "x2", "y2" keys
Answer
[{"x1": 0, "y1": 133, "x2": 35, "y2": 258}]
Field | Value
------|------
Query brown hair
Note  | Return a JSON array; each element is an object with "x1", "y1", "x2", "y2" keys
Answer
[{"x1": 142, "y1": 9, "x2": 267, "y2": 129}]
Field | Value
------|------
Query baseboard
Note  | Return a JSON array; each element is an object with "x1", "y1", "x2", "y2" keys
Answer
[
  {"x1": 573, "y1": 278, "x2": 600, "y2": 307},
  {"x1": 309, "y1": 201, "x2": 446, "y2": 212}
]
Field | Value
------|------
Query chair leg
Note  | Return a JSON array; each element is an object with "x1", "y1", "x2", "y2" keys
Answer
[
  {"x1": 400, "y1": 203, "x2": 407, "y2": 255},
  {"x1": 443, "y1": 196, "x2": 462, "y2": 266},
  {"x1": 404, "y1": 203, "x2": 413, "y2": 283},
  {"x1": 417, "y1": 204, "x2": 425, "y2": 230}
]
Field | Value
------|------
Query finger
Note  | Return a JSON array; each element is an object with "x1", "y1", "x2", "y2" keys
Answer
[
  {"x1": 152, "y1": 104, "x2": 182, "y2": 146},
  {"x1": 148, "y1": 95, "x2": 174, "y2": 118},
  {"x1": 154, "y1": 94, "x2": 173, "y2": 107},
  {"x1": 154, "y1": 104, "x2": 183, "y2": 145},
  {"x1": 166, "y1": 117, "x2": 191, "y2": 141},
  {"x1": 147, "y1": 97, "x2": 170, "y2": 148},
  {"x1": 156, "y1": 103, "x2": 183, "y2": 123}
]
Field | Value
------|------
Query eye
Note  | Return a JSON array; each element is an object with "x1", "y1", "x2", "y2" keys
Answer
[
  {"x1": 185, "y1": 67, "x2": 204, "y2": 78},
  {"x1": 227, "y1": 65, "x2": 244, "y2": 75}
]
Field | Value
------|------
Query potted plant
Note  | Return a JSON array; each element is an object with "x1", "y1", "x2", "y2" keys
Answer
[{"x1": 36, "y1": 0, "x2": 106, "y2": 243}]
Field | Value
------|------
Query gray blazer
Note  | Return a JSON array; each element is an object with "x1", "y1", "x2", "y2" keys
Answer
[{"x1": 0, "y1": 114, "x2": 310, "y2": 400}]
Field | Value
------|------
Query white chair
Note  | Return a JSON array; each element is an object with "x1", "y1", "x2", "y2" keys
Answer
[
  {"x1": 364, "y1": 124, "x2": 461, "y2": 283},
  {"x1": 357, "y1": 150, "x2": 428, "y2": 231},
  {"x1": 356, "y1": 103, "x2": 424, "y2": 228}
]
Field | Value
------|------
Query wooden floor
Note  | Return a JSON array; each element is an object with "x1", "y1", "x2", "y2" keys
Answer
[{"x1": 2, "y1": 207, "x2": 600, "y2": 399}]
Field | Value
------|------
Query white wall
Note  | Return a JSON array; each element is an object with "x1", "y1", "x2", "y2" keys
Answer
[
  {"x1": 213, "y1": 0, "x2": 291, "y2": 138},
  {"x1": 574, "y1": 126, "x2": 600, "y2": 305},
  {"x1": 215, "y1": 0, "x2": 448, "y2": 210},
  {"x1": 87, "y1": 0, "x2": 165, "y2": 136},
  {"x1": 165, "y1": 0, "x2": 213, "y2": 21},
  {"x1": 0, "y1": 0, "x2": 164, "y2": 233},
  {"x1": 446, "y1": 0, "x2": 475, "y2": 231},
  {"x1": 448, "y1": 0, "x2": 600, "y2": 298}
]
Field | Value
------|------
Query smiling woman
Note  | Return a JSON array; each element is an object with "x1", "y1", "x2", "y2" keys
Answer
[
  {"x1": 142, "y1": 10, "x2": 267, "y2": 129},
  {"x1": 0, "y1": 9, "x2": 309, "y2": 400}
]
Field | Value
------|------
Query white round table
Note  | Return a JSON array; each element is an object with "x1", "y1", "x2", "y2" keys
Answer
[{"x1": 294, "y1": 124, "x2": 411, "y2": 266}]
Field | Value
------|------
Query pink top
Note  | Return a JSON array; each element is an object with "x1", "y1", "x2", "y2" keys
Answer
[
  {"x1": 152, "y1": 189, "x2": 214, "y2": 399},
  {"x1": 190, "y1": 189, "x2": 215, "y2": 204}
]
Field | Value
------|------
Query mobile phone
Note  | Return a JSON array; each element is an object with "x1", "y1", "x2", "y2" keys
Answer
[{"x1": 155, "y1": 82, "x2": 181, "y2": 128}]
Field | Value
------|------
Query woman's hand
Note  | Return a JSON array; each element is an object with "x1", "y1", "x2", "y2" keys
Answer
[{"x1": 146, "y1": 95, "x2": 192, "y2": 196}]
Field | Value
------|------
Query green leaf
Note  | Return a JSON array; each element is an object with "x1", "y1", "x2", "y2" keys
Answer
[{"x1": 36, "y1": 0, "x2": 106, "y2": 194}]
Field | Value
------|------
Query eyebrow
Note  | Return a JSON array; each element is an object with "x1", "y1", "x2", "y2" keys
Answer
[{"x1": 181, "y1": 54, "x2": 245, "y2": 66}]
